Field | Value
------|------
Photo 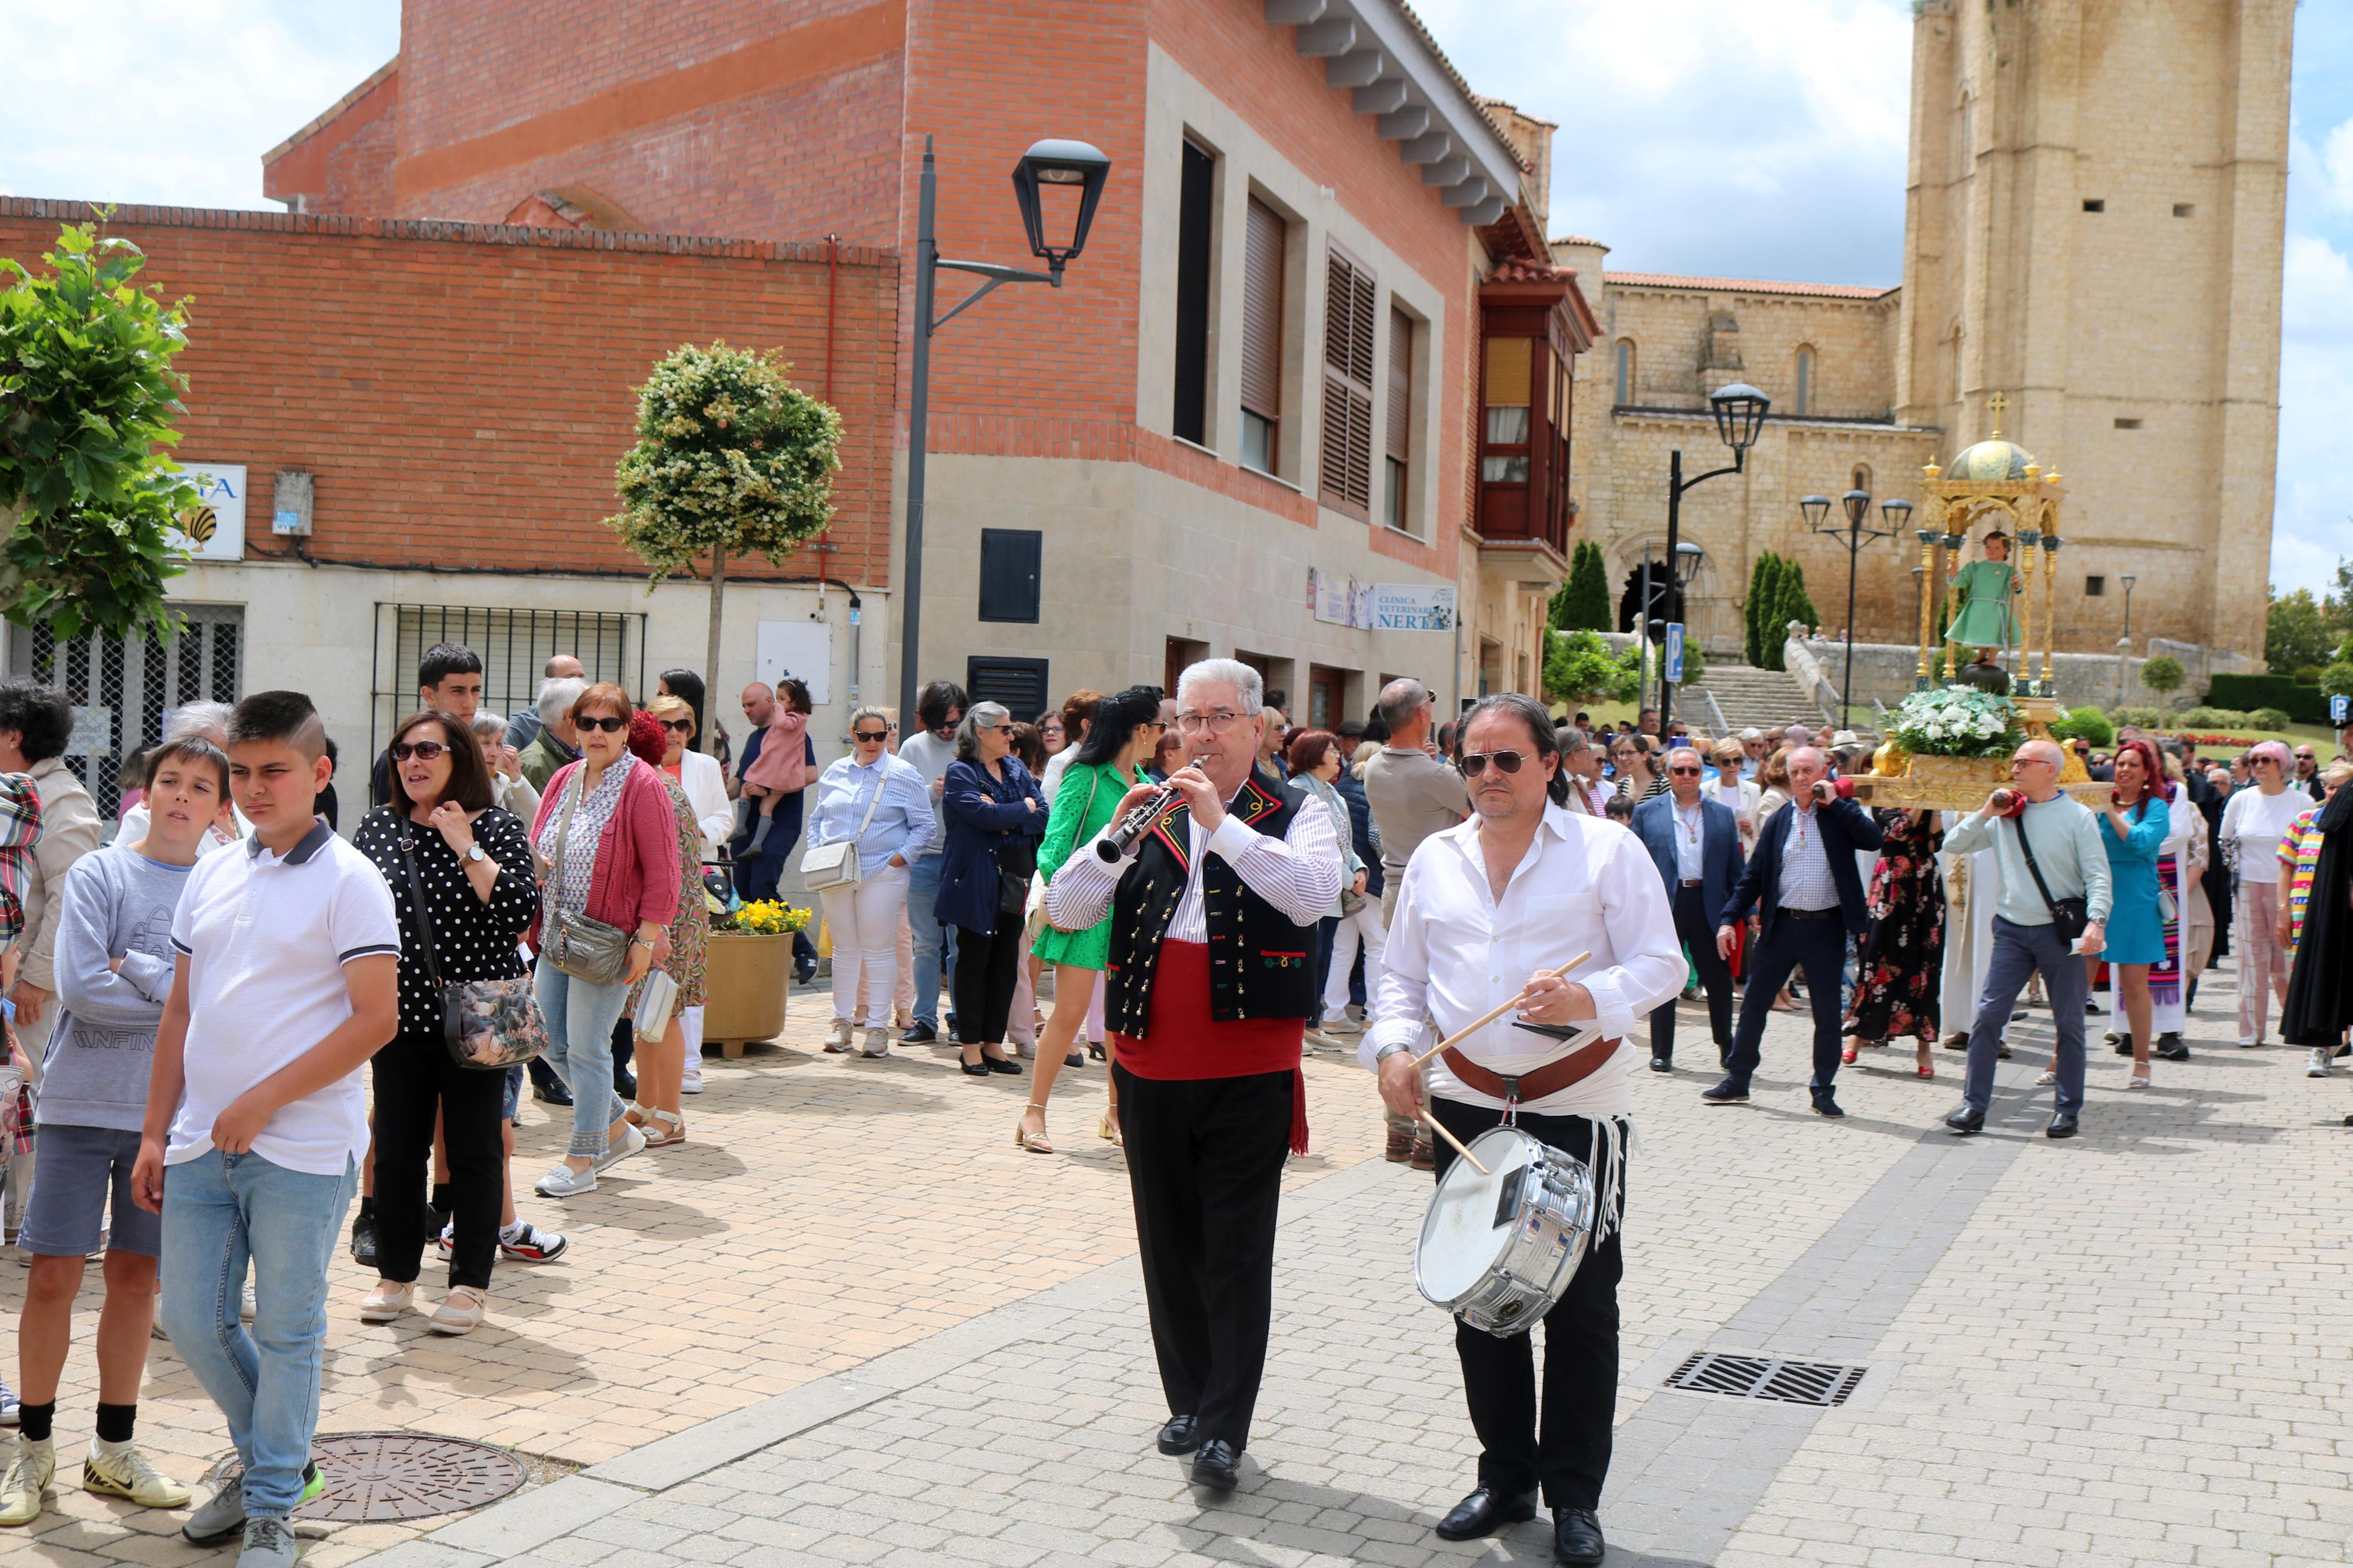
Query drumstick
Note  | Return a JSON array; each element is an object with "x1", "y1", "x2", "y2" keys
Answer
[
  {"x1": 1417, "y1": 1108, "x2": 1489, "y2": 1175},
  {"x1": 1407, "y1": 952, "x2": 1593, "y2": 1072}
]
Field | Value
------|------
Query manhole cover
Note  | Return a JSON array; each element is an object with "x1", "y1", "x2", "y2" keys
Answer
[
  {"x1": 1664, "y1": 1352, "x2": 1868, "y2": 1408},
  {"x1": 214, "y1": 1433, "x2": 526, "y2": 1523}
]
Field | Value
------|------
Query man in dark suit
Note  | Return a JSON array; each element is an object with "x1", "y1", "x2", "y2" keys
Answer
[
  {"x1": 1632, "y1": 746, "x2": 1740, "y2": 1073},
  {"x1": 1702, "y1": 746, "x2": 1883, "y2": 1117}
]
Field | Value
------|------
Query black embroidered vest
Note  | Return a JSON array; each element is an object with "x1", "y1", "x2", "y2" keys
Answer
[{"x1": 1104, "y1": 777, "x2": 1318, "y2": 1037}]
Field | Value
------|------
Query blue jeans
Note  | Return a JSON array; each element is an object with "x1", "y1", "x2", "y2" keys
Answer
[
  {"x1": 534, "y1": 958, "x2": 633, "y2": 1158},
  {"x1": 158, "y1": 1150, "x2": 358, "y2": 1520},
  {"x1": 1965, "y1": 916, "x2": 2089, "y2": 1115},
  {"x1": 904, "y1": 853, "x2": 957, "y2": 1028}
]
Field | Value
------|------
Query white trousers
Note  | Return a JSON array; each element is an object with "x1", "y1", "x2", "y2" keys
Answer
[
  {"x1": 678, "y1": 1005, "x2": 705, "y2": 1083},
  {"x1": 824, "y1": 864, "x2": 908, "y2": 1028},
  {"x1": 1323, "y1": 901, "x2": 1387, "y2": 1022}
]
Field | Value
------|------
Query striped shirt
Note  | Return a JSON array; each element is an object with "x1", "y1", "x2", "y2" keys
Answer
[
  {"x1": 2280, "y1": 805, "x2": 2327, "y2": 955},
  {"x1": 1777, "y1": 803, "x2": 1841, "y2": 910}
]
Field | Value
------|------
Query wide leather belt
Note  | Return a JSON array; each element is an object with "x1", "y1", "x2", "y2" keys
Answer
[{"x1": 1442, "y1": 1035, "x2": 1622, "y2": 1104}]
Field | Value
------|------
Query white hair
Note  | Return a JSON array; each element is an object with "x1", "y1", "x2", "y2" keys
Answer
[
  {"x1": 954, "y1": 701, "x2": 1012, "y2": 760},
  {"x1": 164, "y1": 701, "x2": 234, "y2": 744},
  {"x1": 470, "y1": 711, "x2": 506, "y2": 740},
  {"x1": 538, "y1": 676, "x2": 587, "y2": 726},
  {"x1": 1176, "y1": 658, "x2": 1264, "y2": 715}
]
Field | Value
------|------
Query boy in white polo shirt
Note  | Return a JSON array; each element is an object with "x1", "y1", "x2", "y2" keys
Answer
[{"x1": 132, "y1": 693, "x2": 399, "y2": 1568}]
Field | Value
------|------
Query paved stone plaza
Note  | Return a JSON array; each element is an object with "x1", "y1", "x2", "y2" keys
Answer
[{"x1": 5, "y1": 964, "x2": 2348, "y2": 1567}]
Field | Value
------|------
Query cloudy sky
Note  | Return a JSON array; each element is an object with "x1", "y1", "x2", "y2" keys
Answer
[{"x1": 0, "y1": 0, "x2": 2341, "y2": 596}]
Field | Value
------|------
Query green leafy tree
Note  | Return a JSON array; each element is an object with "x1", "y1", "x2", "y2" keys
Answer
[
  {"x1": 1543, "y1": 629, "x2": 1619, "y2": 703},
  {"x1": 2051, "y1": 706, "x2": 2116, "y2": 748},
  {"x1": 2324, "y1": 552, "x2": 2352, "y2": 630},
  {"x1": 1752, "y1": 553, "x2": 1787, "y2": 670},
  {"x1": 2138, "y1": 654, "x2": 2185, "y2": 699},
  {"x1": 2266, "y1": 586, "x2": 2337, "y2": 675},
  {"x1": 1549, "y1": 539, "x2": 1612, "y2": 632},
  {"x1": 610, "y1": 340, "x2": 842, "y2": 702},
  {"x1": 0, "y1": 219, "x2": 200, "y2": 641},
  {"x1": 1742, "y1": 553, "x2": 1773, "y2": 666},
  {"x1": 2320, "y1": 660, "x2": 2353, "y2": 701}
]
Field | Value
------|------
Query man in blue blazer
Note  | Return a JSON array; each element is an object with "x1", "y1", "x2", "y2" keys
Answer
[
  {"x1": 1632, "y1": 747, "x2": 1741, "y2": 1072},
  {"x1": 1703, "y1": 746, "x2": 1884, "y2": 1116}
]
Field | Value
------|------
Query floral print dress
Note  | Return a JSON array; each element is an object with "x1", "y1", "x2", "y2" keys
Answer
[
  {"x1": 1846, "y1": 809, "x2": 1945, "y2": 1046},
  {"x1": 627, "y1": 771, "x2": 710, "y2": 1011}
]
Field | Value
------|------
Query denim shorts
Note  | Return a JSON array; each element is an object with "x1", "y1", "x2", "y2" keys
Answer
[{"x1": 19, "y1": 1123, "x2": 160, "y2": 1258}]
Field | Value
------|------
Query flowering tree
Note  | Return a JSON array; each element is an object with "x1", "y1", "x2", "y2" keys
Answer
[
  {"x1": 0, "y1": 219, "x2": 198, "y2": 641},
  {"x1": 609, "y1": 341, "x2": 842, "y2": 702}
]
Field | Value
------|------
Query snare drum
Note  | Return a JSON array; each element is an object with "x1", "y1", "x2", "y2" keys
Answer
[{"x1": 1414, "y1": 1125, "x2": 1596, "y2": 1337}]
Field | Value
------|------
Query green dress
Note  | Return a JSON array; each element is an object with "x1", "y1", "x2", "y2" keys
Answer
[
  {"x1": 1032, "y1": 758, "x2": 1148, "y2": 970},
  {"x1": 1945, "y1": 558, "x2": 2019, "y2": 649}
]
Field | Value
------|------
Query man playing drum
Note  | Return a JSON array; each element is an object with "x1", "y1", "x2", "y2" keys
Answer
[
  {"x1": 1046, "y1": 659, "x2": 1343, "y2": 1491},
  {"x1": 1365, "y1": 694, "x2": 1681, "y2": 1564}
]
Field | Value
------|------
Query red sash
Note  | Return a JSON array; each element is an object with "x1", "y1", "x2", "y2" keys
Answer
[{"x1": 1110, "y1": 938, "x2": 1309, "y2": 1153}]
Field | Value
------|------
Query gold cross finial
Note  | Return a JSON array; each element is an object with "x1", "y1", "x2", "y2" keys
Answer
[{"x1": 1987, "y1": 391, "x2": 2008, "y2": 438}]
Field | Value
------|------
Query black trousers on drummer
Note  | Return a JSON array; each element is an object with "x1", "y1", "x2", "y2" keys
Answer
[
  {"x1": 1115, "y1": 1063, "x2": 1293, "y2": 1452},
  {"x1": 1429, "y1": 1097, "x2": 1624, "y2": 1512},
  {"x1": 370, "y1": 1029, "x2": 506, "y2": 1290},
  {"x1": 1650, "y1": 884, "x2": 1735, "y2": 1063},
  {"x1": 953, "y1": 920, "x2": 1023, "y2": 1045}
]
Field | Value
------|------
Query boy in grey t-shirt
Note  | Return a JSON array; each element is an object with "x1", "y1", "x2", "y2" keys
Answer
[{"x1": 0, "y1": 738, "x2": 226, "y2": 1530}]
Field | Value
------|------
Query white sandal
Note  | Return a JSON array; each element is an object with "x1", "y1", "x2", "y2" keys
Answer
[{"x1": 640, "y1": 1107, "x2": 686, "y2": 1147}]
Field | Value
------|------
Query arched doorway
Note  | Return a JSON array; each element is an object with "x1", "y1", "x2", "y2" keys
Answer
[{"x1": 1617, "y1": 561, "x2": 1685, "y2": 634}]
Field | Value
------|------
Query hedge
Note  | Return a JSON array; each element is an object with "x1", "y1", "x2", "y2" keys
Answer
[{"x1": 2205, "y1": 673, "x2": 2330, "y2": 724}]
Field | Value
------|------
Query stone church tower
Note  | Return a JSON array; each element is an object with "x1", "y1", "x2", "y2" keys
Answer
[{"x1": 1896, "y1": 0, "x2": 2291, "y2": 659}]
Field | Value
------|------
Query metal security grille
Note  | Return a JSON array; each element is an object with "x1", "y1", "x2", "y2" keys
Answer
[
  {"x1": 12, "y1": 606, "x2": 246, "y2": 835},
  {"x1": 1665, "y1": 1352, "x2": 1868, "y2": 1408},
  {"x1": 372, "y1": 605, "x2": 645, "y2": 757}
]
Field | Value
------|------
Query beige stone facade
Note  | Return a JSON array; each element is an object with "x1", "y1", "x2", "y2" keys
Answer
[{"x1": 1557, "y1": 0, "x2": 2289, "y2": 666}]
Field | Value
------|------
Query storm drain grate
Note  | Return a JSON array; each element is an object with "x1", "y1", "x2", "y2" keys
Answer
[
  {"x1": 214, "y1": 1433, "x2": 527, "y2": 1522},
  {"x1": 1665, "y1": 1352, "x2": 1868, "y2": 1407}
]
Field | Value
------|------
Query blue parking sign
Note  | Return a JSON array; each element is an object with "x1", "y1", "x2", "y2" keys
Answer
[
  {"x1": 1664, "y1": 623, "x2": 1685, "y2": 684},
  {"x1": 2333, "y1": 693, "x2": 2349, "y2": 726}
]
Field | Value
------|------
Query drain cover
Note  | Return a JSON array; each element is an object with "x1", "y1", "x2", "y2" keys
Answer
[
  {"x1": 215, "y1": 1433, "x2": 527, "y2": 1522},
  {"x1": 1665, "y1": 1352, "x2": 1868, "y2": 1407}
]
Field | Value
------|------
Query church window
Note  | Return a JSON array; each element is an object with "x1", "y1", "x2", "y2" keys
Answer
[
  {"x1": 2173, "y1": 203, "x2": 2195, "y2": 218},
  {"x1": 2114, "y1": 417, "x2": 2142, "y2": 430},
  {"x1": 1794, "y1": 346, "x2": 1815, "y2": 416},
  {"x1": 2085, "y1": 577, "x2": 2106, "y2": 598},
  {"x1": 2082, "y1": 198, "x2": 2106, "y2": 213},
  {"x1": 1614, "y1": 339, "x2": 1635, "y2": 405}
]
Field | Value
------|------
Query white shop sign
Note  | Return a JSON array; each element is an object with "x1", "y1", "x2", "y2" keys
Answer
[
  {"x1": 1371, "y1": 582, "x2": 1456, "y2": 633},
  {"x1": 169, "y1": 464, "x2": 248, "y2": 562}
]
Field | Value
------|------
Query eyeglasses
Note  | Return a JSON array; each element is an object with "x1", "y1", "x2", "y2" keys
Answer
[
  {"x1": 1175, "y1": 711, "x2": 1245, "y2": 734},
  {"x1": 1456, "y1": 749, "x2": 1530, "y2": 777},
  {"x1": 391, "y1": 741, "x2": 448, "y2": 762},
  {"x1": 2010, "y1": 755, "x2": 2054, "y2": 769},
  {"x1": 577, "y1": 715, "x2": 629, "y2": 734},
  {"x1": 850, "y1": 728, "x2": 888, "y2": 742},
  {"x1": 1669, "y1": 766, "x2": 1703, "y2": 776},
  {"x1": 661, "y1": 718, "x2": 694, "y2": 734}
]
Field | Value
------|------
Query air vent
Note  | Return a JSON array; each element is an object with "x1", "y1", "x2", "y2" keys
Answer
[
  {"x1": 2114, "y1": 418, "x2": 2142, "y2": 430},
  {"x1": 2173, "y1": 204, "x2": 2195, "y2": 218},
  {"x1": 1665, "y1": 1352, "x2": 1868, "y2": 1408},
  {"x1": 2082, "y1": 198, "x2": 2105, "y2": 213}
]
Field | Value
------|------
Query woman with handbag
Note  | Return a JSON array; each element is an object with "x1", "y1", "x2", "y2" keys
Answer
[
  {"x1": 936, "y1": 702, "x2": 1045, "y2": 1078},
  {"x1": 351, "y1": 710, "x2": 540, "y2": 1334},
  {"x1": 805, "y1": 706, "x2": 934, "y2": 1057},
  {"x1": 528, "y1": 683, "x2": 680, "y2": 1199},
  {"x1": 1021, "y1": 686, "x2": 1163, "y2": 1152},
  {"x1": 618, "y1": 710, "x2": 711, "y2": 1146}
]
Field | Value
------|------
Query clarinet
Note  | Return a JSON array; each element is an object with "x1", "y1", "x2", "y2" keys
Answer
[{"x1": 1094, "y1": 762, "x2": 1202, "y2": 863}]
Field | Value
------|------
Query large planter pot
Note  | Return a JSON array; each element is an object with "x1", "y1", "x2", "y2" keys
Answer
[{"x1": 701, "y1": 930, "x2": 792, "y2": 1057}]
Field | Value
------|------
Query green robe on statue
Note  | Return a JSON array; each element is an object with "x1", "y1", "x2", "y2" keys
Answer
[{"x1": 1945, "y1": 558, "x2": 2018, "y2": 650}]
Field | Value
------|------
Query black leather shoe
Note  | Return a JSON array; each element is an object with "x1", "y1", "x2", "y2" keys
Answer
[
  {"x1": 1944, "y1": 1104, "x2": 1985, "y2": 1135},
  {"x1": 1191, "y1": 1438, "x2": 1240, "y2": 1489},
  {"x1": 1155, "y1": 1414, "x2": 1200, "y2": 1455},
  {"x1": 900, "y1": 1022, "x2": 938, "y2": 1044},
  {"x1": 1434, "y1": 1486, "x2": 1537, "y2": 1542},
  {"x1": 2155, "y1": 1034, "x2": 2190, "y2": 1061},
  {"x1": 1648, "y1": 1055, "x2": 1673, "y2": 1074},
  {"x1": 984, "y1": 1054, "x2": 1022, "y2": 1076},
  {"x1": 349, "y1": 1212, "x2": 377, "y2": 1268},
  {"x1": 2046, "y1": 1111, "x2": 2079, "y2": 1139},
  {"x1": 1553, "y1": 1506, "x2": 1606, "y2": 1565},
  {"x1": 533, "y1": 1082, "x2": 574, "y2": 1107},
  {"x1": 1811, "y1": 1091, "x2": 1844, "y2": 1118},
  {"x1": 1699, "y1": 1077, "x2": 1748, "y2": 1104}
]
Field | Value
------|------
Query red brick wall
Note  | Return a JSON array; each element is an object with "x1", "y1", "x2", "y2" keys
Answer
[
  {"x1": 264, "y1": 65, "x2": 401, "y2": 216},
  {"x1": 0, "y1": 200, "x2": 899, "y2": 585}
]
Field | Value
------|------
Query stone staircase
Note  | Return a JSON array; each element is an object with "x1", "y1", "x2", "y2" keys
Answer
[{"x1": 1681, "y1": 662, "x2": 1833, "y2": 737}]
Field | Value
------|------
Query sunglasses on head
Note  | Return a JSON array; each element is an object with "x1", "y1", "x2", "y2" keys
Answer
[
  {"x1": 391, "y1": 740, "x2": 448, "y2": 762},
  {"x1": 1456, "y1": 749, "x2": 1530, "y2": 777},
  {"x1": 577, "y1": 714, "x2": 629, "y2": 734}
]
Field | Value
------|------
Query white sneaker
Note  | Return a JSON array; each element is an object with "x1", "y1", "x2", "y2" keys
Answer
[
  {"x1": 82, "y1": 1441, "x2": 192, "y2": 1508},
  {"x1": 2239, "y1": 1036, "x2": 2260, "y2": 1048},
  {"x1": 679, "y1": 1072, "x2": 705, "y2": 1094},
  {"x1": 2309, "y1": 1048, "x2": 2332, "y2": 1078},
  {"x1": 591, "y1": 1122, "x2": 647, "y2": 1174},
  {"x1": 1321, "y1": 1015, "x2": 1364, "y2": 1036},
  {"x1": 534, "y1": 1162, "x2": 597, "y2": 1199},
  {"x1": 823, "y1": 1018, "x2": 854, "y2": 1053},
  {"x1": 860, "y1": 1029, "x2": 892, "y2": 1058},
  {"x1": 0, "y1": 1437, "x2": 54, "y2": 1526}
]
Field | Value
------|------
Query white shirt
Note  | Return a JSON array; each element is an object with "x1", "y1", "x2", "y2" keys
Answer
[
  {"x1": 1041, "y1": 747, "x2": 1076, "y2": 804},
  {"x1": 2221, "y1": 785, "x2": 2306, "y2": 884},
  {"x1": 1364, "y1": 802, "x2": 1683, "y2": 1119},
  {"x1": 673, "y1": 749, "x2": 733, "y2": 864},
  {"x1": 165, "y1": 819, "x2": 400, "y2": 1175},
  {"x1": 1045, "y1": 780, "x2": 1342, "y2": 941},
  {"x1": 1672, "y1": 797, "x2": 1706, "y2": 880},
  {"x1": 1777, "y1": 802, "x2": 1841, "y2": 909}
]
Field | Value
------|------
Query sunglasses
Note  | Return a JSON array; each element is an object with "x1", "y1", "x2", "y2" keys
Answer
[
  {"x1": 391, "y1": 740, "x2": 448, "y2": 762},
  {"x1": 661, "y1": 718, "x2": 694, "y2": 734},
  {"x1": 1669, "y1": 766, "x2": 1702, "y2": 776},
  {"x1": 1456, "y1": 749, "x2": 1530, "y2": 777},
  {"x1": 577, "y1": 715, "x2": 629, "y2": 734},
  {"x1": 851, "y1": 728, "x2": 888, "y2": 742}
]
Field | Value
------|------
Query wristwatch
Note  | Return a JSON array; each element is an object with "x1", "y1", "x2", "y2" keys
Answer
[{"x1": 464, "y1": 843, "x2": 487, "y2": 863}]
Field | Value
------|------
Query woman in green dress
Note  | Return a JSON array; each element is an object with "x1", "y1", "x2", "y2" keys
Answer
[
  {"x1": 1944, "y1": 528, "x2": 2022, "y2": 660},
  {"x1": 1019, "y1": 686, "x2": 1166, "y2": 1153}
]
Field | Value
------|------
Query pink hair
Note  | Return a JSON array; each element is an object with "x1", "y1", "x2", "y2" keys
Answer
[{"x1": 2248, "y1": 739, "x2": 2293, "y2": 772}]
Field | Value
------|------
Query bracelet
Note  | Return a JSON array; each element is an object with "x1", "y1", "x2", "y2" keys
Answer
[
  {"x1": 629, "y1": 936, "x2": 654, "y2": 950},
  {"x1": 1374, "y1": 1040, "x2": 1412, "y2": 1064}
]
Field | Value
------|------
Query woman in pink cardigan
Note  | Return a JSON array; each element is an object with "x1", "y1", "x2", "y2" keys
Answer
[{"x1": 527, "y1": 683, "x2": 680, "y2": 1199}]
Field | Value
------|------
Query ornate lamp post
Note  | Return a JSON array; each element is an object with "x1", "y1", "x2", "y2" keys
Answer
[
  {"x1": 1658, "y1": 383, "x2": 1769, "y2": 732},
  {"x1": 1798, "y1": 488, "x2": 1905, "y2": 730},
  {"x1": 900, "y1": 136, "x2": 1112, "y2": 723}
]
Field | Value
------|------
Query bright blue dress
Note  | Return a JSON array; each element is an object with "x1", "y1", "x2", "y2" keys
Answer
[{"x1": 2098, "y1": 801, "x2": 2170, "y2": 965}]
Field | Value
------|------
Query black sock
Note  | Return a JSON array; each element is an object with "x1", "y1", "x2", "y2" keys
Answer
[
  {"x1": 431, "y1": 1183, "x2": 453, "y2": 1213},
  {"x1": 94, "y1": 1403, "x2": 135, "y2": 1445},
  {"x1": 19, "y1": 1401, "x2": 54, "y2": 1443},
  {"x1": 359, "y1": 1196, "x2": 376, "y2": 1219}
]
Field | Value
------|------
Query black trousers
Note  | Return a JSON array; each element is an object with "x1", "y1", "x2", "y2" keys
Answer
[
  {"x1": 370, "y1": 1029, "x2": 506, "y2": 1289},
  {"x1": 1726, "y1": 911, "x2": 1849, "y2": 1093},
  {"x1": 1649, "y1": 884, "x2": 1735, "y2": 1062},
  {"x1": 1429, "y1": 1098, "x2": 1624, "y2": 1512},
  {"x1": 953, "y1": 919, "x2": 1023, "y2": 1045},
  {"x1": 1115, "y1": 1063, "x2": 1293, "y2": 1450}
]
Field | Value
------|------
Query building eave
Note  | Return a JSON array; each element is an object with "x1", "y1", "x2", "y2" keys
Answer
[{"x1": 263, "y1": 56, "x2": 399, "y2": 169}]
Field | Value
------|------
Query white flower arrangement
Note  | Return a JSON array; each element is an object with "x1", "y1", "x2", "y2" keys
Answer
[{"x1": 1889, "y1": 686, "x2": 2027, "y2": 759}]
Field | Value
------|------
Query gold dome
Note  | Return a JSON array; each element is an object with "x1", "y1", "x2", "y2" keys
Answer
[{"x1": 1944, "y1": 438, "x2": 2035, "y2": 482}]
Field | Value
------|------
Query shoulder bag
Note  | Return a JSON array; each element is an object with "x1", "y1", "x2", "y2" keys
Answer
[
  {"x1": 2008, "y1": 811, "x2": 2089, "y2": 944},
  {"x1": 1030, "y1": 766, "x2": 1106, "y2": 938},
  {"x1": 396, "y1": 825, "x2": 548, "y2": 1069},
  {"x1": 542, "y1": 773, "x2": 636, "y2": 985},
  {"x1": 992, "y1": 768, "x2": 1039, "y2": 916},
  {"x1": 801, "y1": 764, "x2": 888, "y2": 894}
]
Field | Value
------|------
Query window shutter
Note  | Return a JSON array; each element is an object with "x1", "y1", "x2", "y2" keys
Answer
[
  {"x1": 1387, "y1": 306, "x2": 1412, "y2": 460},
  {"x1": 1240, "y1": 199, "x2": 1284, "y2": 422},
  {"x1": 1320, "y1": 247, "x2": 1376, "y2": 513}
]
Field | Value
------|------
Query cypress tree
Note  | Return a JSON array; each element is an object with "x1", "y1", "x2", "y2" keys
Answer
[
  {"x1": 1560, "y1": 540, "x2": 1612, "y2": 631},
  {"x1": 1742, "y1": 553, "x2": 1772, "y2": 666},
  {"x1": 1755, "y1": 553, "x2": 1787, "y2": 670}
]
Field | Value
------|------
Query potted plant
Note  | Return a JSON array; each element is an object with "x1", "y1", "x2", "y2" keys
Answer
[{"x1": 702, "y1": 899, "x2": 811, "y2": 1057}]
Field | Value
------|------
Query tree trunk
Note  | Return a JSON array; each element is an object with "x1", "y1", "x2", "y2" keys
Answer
[{"x1": 704, "y1": 543, "x2": 728, "y2": 753}]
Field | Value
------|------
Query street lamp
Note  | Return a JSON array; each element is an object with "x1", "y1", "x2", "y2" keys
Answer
[
  {"x1": 2119, "y1": 572, "x2": 2137, "y2": 646},
  {"x1": 1800, "y1": 486, "x2": 1903, "y2": 730},
  {"x1": 901, "y1": 134, "x2": 1112, "y2": 724},
  {"x1": 1658, "y1": 382, "x2": 1770, "y2": 732}
]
